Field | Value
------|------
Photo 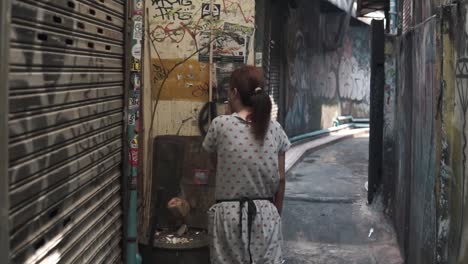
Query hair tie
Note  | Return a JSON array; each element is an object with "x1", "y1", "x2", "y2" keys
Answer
[{"x1": 254, "y1": 87, "x2": 263, "y2": 94}]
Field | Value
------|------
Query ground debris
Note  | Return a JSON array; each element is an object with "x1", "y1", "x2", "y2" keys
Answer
[{"x1": 153, "y1": 227, "x2": 207, "y2": 247}]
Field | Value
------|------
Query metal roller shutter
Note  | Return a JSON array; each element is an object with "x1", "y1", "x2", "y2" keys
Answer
[
  {"x1": 264, "y1": 0, "x2": 284, "y2": 123},
  {"x1": 8, "y1": 0, "x2": 126, "y2": 263}
]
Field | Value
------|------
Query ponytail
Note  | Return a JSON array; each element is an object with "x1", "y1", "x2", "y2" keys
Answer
[
  {"x1": 248, "y1": 88, "x2": 272, "y2": 140},
  {"x1": 229, "y1": 66, "x2": 272, "y2": 141}
]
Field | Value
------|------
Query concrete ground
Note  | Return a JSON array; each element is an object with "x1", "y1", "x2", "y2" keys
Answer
[{"x1": 282, "y1": 133, "x2": 403, "y2": 264}]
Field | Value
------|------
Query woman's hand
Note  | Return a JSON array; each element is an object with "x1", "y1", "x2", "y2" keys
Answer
[{"x1": 274, "y1": 154, "x2": 286, "y2": 215}]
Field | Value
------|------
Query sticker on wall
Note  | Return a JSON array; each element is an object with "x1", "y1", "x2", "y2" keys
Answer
[
  {"x1": 255, "y1": 52, "x2": 263, "y2": 67},
  {"x1": 131, "y1": 58, "x2": 141, "y2": 72},
  {"x1": 199, "y1": 23, "x2": 254, "y2": 63},
  {"x1": 129, "y1": 97, "x2": 140, "y2": 109},
  {"x1": 132, "y1": 42, "x2": 142, "y2": 59},
  {"x1": 193, "y1": 169, "x2": 209, "y2": 185},
  {"x1": 134, "y1": 0, "x2": 143, "y2": 12},
  {"x1": 129, "y1": 136, "x2": 139, "y2": 166},
  {"x1": 128, "y1": 113, "x2": 136, "y2": 125},
  {"x1": 133, "y1": 21, "x2": 143, "y2": 41},
  {"x1": 201, "y1": 3, "x2": 220, "y2": 19},
  {"x1": 131, "y1": 73, "x2": 141, "y2": 91},
  {"x1": 133, "y1": 14, "x2": 143, "y2": 22}
]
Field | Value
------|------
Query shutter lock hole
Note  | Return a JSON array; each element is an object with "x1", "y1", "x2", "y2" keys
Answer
[
  {"x1": 53, "y1": 16, "x2": 62, "y2": 24},
  {"x1": 34, "y1": 238, "x2": 46, "y2": 250},
  {"x1": 63, "y1": 217, "x2": 72, "y2": 227},
  {"x1": 48, "y1": 208, "x2": 59, "y2": 219},
  {"x1": 37, "y1": 33, "x2": 48, "y2": 41},
  {"x1": 68, "y1": 1, "x2": 76, "y2": 9}
]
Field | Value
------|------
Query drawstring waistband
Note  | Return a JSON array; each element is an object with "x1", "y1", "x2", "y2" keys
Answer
[{"x1": 216, "y1": 197, "x2": 273, "y2": 264}]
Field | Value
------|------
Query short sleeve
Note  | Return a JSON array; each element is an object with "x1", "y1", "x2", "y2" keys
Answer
[
  {"x1": 202, "y1": 117, "x2": 220, "y2": 153},
  {"x1": 276, "y1": 122, "x2": 291, "y2": 153}
]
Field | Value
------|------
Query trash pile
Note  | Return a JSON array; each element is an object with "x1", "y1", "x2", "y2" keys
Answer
[{"x1": 153, "y1": 226, "x2": 207, "y2": 246}]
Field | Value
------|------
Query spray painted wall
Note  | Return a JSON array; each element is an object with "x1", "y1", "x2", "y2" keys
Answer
[
  {"x1": 384, "y1": 2, "x2": 468, "y2": 263},
  {"x1": 140, "y1": 0, "x2": 256, "y2": 243},
  {"x1": 284, "y1": 0, "x2": 370, "y2": 136},
  {"x1": 442, "y1": 2, "x2": 468, "y2": 262},
  {"x1": 390, "y1": 18, "x2": 439, "y2": 264},
  {"x1": 145, "y1": 0, "x2": 255, "y2": 135}
]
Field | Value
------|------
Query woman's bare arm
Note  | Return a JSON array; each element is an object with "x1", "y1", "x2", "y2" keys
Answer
[{"x1": 274, "y1": 153, "x2": 286, "y2": 215}]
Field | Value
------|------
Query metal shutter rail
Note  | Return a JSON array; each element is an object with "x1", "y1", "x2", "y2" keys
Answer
[
  {"x1": 8, "y1": 0, "x2": 126, "y2": 263},
  {"x1": 264, "y1": 0, "x2": 282, "y2": 122}
]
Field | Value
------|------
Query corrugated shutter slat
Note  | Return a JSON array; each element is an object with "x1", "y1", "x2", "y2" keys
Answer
[{"x1": 8, "y1": 0, "x2": 125, "y2": 263}]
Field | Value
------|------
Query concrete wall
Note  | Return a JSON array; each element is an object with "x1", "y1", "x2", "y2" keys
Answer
[
  {"x1": 387, "y1": 1, "x2": 468, "y2": 263},
  {"x1": 442, "y1": 2, "x2": 468, "y2": 262},
  {"x1": 382, "y1": 37, "x2": 397, "y2": 214},
  {"x1": 284, "y1": 0, "x2": 371, "y2": 136},
  {"x1": 396, "y1": 18, "x2": 439, "y2": 264}
]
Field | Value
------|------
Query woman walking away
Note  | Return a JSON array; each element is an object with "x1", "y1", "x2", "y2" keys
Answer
[{"x1": 203, "y1": 66, "x2": 291, "y2": 264}]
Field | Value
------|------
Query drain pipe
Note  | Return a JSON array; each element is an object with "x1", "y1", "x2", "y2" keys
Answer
[
  {"x1": 208, "y1": 0, "x2": 215, "y2": 125},
  {"x1": 290, "y1": 116, "x2": 369, "y2": 144},
  {"x1": 126, "y1": 0, "x2": 144, "y2": 263}
]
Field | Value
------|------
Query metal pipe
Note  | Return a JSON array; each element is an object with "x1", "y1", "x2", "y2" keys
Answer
[
  {"x1": 208, "y1": 0, "x2": 215, "y2": 120},
  {"x1": 289, "y1": 124, "x2": 354, "y2": 143},
  {"x1": 289, "y1": 116, "x2": 370, "y2": 143},
  {"x1": 332, "y1": 115, "x2": 370, "y2": 126},
  {"x1": 126, "y1": 0, "x2": 144, "y2": 263},
  {"x1": 0, "y1": 0, "x2": 11, "y2": 263},
  {"x1": 352, "y1": 117, "x2": 370, "y2": 123}
]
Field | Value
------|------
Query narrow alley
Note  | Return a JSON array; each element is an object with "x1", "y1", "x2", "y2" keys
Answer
[
  {"x1": 4, "y1": 0, "x2": 468, "y2": 263},
  {"x1": 283, "y1": 134, "x2": 403, "y2": 264}
]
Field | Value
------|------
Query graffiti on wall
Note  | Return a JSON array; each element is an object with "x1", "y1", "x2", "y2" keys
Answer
[
  {"x1": 151, "y1": 59, "x2": 210, "y2": 101},
  {"x1": 455, "y1": 57, "x2": 468, "y2": 261},
  {"x1": 284, "y1": 1, "x2": 370, "y2": 136},
  {"x1": 444, "y1": 2, "x2": 468, "y2": 262},
  {"x1": 384, "y1": 41, "x2": 397, "y2": 135},
  {"x1": 148, "y1": 0, "x2": 254, "y2": 56},
  {"x1": 147, "y1": 0, "x2": 254, "y2": 101},
  {"x1": 151, "y1": 0, "x2": 196, "y2": 21}
]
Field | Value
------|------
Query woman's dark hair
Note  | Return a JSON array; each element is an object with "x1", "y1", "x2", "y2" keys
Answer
[{"x1": 230, "y1": 66, "x2": 272, "y2": 140}]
